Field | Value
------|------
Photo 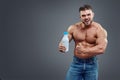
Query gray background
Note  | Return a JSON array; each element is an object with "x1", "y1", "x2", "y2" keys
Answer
[{"x1": 0, "y1": 0, "x2": 119, "y2": 80}]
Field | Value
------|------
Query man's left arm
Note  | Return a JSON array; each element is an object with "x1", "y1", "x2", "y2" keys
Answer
[{"x1": 80, "y1": 26, "x2": 108, "y2": 57}]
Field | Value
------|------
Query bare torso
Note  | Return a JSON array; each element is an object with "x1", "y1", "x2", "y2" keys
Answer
[
  {"x1": 59, "y1": 21, "x2": 107, "y2": 59},
  {"x1": 70, "y1": 22, "x2": 101, "y2": 58}
]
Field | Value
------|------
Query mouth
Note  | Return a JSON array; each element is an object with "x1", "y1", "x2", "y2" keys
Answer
[
  {"x1": 85, "y1": 19, "x2": 90, "y2": 22},
  {"x1": 83, "y1": 19, "x2": 92, "y2": 26},
  {"x1": 84, "y1": 20, "x2": 90, "y2": 24}
]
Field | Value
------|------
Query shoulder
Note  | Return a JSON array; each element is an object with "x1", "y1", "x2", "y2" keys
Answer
[
  {"x1": 67, "y1": 22, "x2": 82, "y2": 32},
  {"x1": 93, "y1": 22, "x2": 107, "y2": 37},
  {"x1": 93, "y1": 22, "x2": 107, "y2": 31}
]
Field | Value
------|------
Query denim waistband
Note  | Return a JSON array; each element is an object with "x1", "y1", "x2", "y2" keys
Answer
[{"x1": 73, "y1": 56, "x2": 97, "y2": 63}]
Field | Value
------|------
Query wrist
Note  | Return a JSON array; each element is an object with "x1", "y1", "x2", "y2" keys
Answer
[{"x1": 85, "y1": 47, "x2": 90, "y2": 53}]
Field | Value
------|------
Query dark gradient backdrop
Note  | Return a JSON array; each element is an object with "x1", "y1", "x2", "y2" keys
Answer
[{"x1": 0, "y1": 0, "x2": 120, "y2": 80}]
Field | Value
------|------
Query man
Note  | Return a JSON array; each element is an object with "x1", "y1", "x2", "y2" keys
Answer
[{"x1": 58, "y1": 4, "x2": 108, "y2": 80}]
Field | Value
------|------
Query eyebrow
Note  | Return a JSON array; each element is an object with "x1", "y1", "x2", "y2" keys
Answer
[
  {"x1": 81, "y1": 13, "x2": 91, "y2": 17},
  {"x1": 87, "y1": 13, "x2": 91, "y2": 16}
]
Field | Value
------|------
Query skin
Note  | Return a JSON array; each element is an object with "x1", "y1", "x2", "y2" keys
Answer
[{"x1": 59, "y1": 9, "x2": 108, "y2": 59}]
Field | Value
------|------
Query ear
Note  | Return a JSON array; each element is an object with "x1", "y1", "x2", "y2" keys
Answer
[
  {"x1": 79, "y1": 16, "x2": 81, "y2": 19},
  {"x1": 92, "y1": 12, "x2": 95, "y2": 17}
]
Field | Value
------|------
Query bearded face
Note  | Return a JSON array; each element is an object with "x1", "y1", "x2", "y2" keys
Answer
[{"x1": 80, "y1": 9, "x2": 94, "y2": 26}]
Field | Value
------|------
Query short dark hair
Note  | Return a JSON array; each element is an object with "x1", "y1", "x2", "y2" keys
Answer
[{"x1": 79, "y1": 4, "x2": 92, "y2": 12}]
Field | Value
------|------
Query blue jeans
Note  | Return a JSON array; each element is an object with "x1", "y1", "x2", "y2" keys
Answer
[{"x1": 66, "y1": 56, "x2": 98, "y2": 80}]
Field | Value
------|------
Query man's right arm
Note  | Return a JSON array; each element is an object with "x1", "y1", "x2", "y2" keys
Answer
[
  {"x1": 67, "y1": 25, "x2": 74, "y2": 42},
  {"x1": 58, "y1": 25, "x2": 74, "y2": 53}
]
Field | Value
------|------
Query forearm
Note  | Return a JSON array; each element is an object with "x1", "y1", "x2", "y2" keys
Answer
[
  {"x1": 75, "y1": 44, "x2": 107, "y2": 59},
  {"x1": 86, "y1": 46, "x2": 104, "y2": 55},
  {"x1": 75, "y1": 47, "x2": 104, "y2": 59},
  {"x1": 86, "y1": 42, "x2": 107, "y2": 56}
]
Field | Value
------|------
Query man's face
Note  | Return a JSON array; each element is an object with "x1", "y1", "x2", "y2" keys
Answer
[{"x1": 80, "y1": 9, "x2": 94, "y2": 26}]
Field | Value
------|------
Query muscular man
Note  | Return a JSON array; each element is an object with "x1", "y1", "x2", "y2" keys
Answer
[{"x1": 59, "y1": 4, "x2": 108, "y2": 80}]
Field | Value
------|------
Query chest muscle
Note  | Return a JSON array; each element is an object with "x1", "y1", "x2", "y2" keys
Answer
[{"x1": 73, "y1": 27, "x2": 97, "y2": 43}]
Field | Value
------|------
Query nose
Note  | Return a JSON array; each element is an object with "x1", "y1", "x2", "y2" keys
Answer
[{"x1": 85, "y1": 15, "x2": 89, "y2": 19}]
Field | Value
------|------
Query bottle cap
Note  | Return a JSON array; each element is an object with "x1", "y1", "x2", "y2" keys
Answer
[{"x1": 64, "y1": 32, "x2": 68, "y2": 35}]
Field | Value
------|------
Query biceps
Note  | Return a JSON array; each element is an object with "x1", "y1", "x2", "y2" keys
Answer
[
  {"x1": 96, "y1": 29, "x2": 108, "y2": 47},
  {"x1": 96, "y1": 38, "x2": 108, "y2": 48}
]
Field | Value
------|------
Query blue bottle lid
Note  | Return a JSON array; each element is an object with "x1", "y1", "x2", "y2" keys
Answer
[{"x1": 64, "y1": 32, "x2": 68, "y2": 35}]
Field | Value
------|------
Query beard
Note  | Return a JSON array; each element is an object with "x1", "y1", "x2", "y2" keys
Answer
[{"x1": 83, "y1": 19, "x2": 92, "y2": 26}]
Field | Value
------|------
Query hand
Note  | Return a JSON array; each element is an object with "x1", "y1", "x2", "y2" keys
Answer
[
  {"x1": 76, "y1": 43, "x2": 88, "y2": 54},
  {"x1": 58, "y1": 42, "x2": 66, "y2": 53}
]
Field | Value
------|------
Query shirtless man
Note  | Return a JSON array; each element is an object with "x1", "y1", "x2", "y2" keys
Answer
[{"x1": 59, "y1": 4, "x2": 108, "y2": 80}]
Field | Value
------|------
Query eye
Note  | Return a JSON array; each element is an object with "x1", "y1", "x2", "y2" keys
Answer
[
  {"x1": 82, "y1": 15, "x2": 86, "y2": 17},
  {"x1": 87, "y1": 13, "x2": 91, "y2": 16}
]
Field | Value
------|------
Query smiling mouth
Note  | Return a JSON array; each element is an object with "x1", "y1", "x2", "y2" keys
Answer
[
  {"x1": 84, "y1": 21, "x2": 90, "y2": 24},
  {"x1": 85, "y1": 19, "x2": 90, "y2": 22},
  {"x1": 83, "y1": 20, "x2": 92, "y2": 26}
]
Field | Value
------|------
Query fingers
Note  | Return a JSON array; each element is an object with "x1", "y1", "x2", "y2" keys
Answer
[
  {"x1": 76, "y1": 45, "x2": 81, "y2": 53},
  {"x1": 59, "y1": 43, "x2": 66, "y2": 53},
  {"x1": 76, "y1": 44, "x2": 81, "y2": 50},
  {"x1": 77, "y1": 43, "x2": 82, "y2": 47},
  {"x1": 59, "y1": 46, "x2": 66, "y2": 52},
  {"x1": 76, "y1": 43, "x2": 83, "y2": 54}
]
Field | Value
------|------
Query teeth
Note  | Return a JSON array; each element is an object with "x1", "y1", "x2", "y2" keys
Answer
[{"x1": 85, "y1": 19, "x2": 89, "y2": 22}]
